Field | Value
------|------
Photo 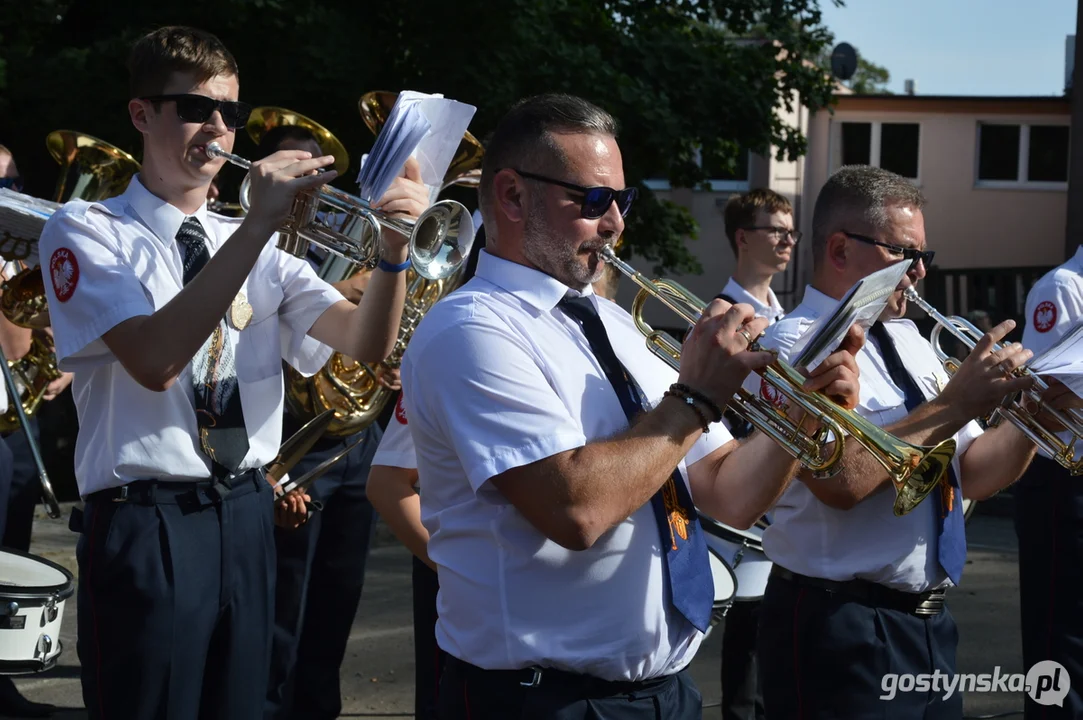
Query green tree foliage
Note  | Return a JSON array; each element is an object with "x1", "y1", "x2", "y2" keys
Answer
[
  {"x1": 0, "y1": 0, "x2": 840, "y2": 274},
  {"x1": 846, "y1": 56, "x2": 892, "y2": 94}
]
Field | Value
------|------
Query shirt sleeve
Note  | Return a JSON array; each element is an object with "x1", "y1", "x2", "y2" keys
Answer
[
  {"x1": 1023, "y1": 275, "x2": 1083, "y2": 357},
  {"x1": 371, "y1": 395, "x2": 418, "y2": 469},
  {"x1": 404, "y1": 316, "x2": 590, "y2": 493},
  {"x1": 274, "y1": 247, "x2": 346, "y2": 376},
  {"x1": 38, "y1": 204, "x2": 156, "y2": 371}
]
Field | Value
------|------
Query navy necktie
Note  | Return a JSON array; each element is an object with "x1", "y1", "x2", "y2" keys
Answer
[
  {"x1": 869, "y1": 322, "x2": 966, "y2": 584},
  {"x1": 558, "y1": 295, "x2": 715, "y2": 632},
  {"x1": 176, "y1": 217, "x2": 250, "y2": 475}
]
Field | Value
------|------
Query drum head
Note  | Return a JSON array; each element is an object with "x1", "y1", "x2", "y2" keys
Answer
[
  {"x1": 708, "y1": 547, "x2": 737, "y2": 610},
  {"x1": 0, "y1": 548, "x2": 73, "y2": 599}
]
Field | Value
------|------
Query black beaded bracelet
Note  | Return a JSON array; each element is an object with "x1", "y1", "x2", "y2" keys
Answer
[
  {"x1": 663, "y1": 389, "x2": 713, "y2": 433},
  {"x1": 669, "y1": 383, "x2": 724, "y2": 424}
]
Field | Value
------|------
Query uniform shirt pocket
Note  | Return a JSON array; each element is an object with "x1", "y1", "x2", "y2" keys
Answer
[{"x1": 234, "y1": 279, "x2": 283, "y2": 383}]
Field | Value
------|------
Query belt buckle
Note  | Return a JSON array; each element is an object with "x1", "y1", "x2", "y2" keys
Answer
[
  {"x1": 112, "y1": 486, "x2": 129, "y2": 503},
  {"x1": 520, "y1": 667, "x2": 543, "y2": 687}
]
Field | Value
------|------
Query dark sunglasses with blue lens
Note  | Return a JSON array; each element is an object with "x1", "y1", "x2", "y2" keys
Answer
[
  {"x1": 510, "y1": 168, "x2": 638, "y2": 220},
  {"x1": 139, "y1": 93, "x2": 253, "y2": 131}
]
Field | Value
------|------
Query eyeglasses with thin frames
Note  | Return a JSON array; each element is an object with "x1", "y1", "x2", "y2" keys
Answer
[
  {"x1": 744, "y1": 226, "x2": 802, "y2": 244},
  {"x1": 508, "y1": 168, "x2": 638, "y2": 220},
  {"x1": 843, "y1": 231, "x2": 935, "y2": 270}
]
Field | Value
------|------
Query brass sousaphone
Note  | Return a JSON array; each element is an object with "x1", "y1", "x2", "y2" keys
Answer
[{"x1": 268, "y1": 96, "x2": 483, "y2": 436}]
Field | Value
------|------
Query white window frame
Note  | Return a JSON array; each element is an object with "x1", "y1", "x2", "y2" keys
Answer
[
  {"x1": 974, "y1": 121, "x2": 1070, "y2": 191},
  {"x1": 643, "y1": 148, "x2": 751, "y2": 192},
  {"x1": 829, "y1": 118, "x2": 923, "y2": 183}
]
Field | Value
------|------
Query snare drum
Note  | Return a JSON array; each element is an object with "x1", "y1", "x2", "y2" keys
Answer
[
  {"x1": 708, "y1": 546, "x2": 737, "y2": 628},
  {"x1": 703, "y1": 516, "x2": 773, "y2": 602},
  {"x1": 0, "y1": 548, "x2": 74, "y2": 674}
]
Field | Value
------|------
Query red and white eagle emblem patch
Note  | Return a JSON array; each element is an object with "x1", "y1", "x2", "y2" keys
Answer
[
  {"x1": 759, "y1": 380, "x2": 786, "y2": 409},
  {"x1": 1034, "y1": 301, "x2": 1057, "y2": 333},
  {"x1": 49, "y1": 248, "x2": 79, "y2": 303},
  {"x1": 394, "y1": 394, "x2": 408, "y2": 425}
]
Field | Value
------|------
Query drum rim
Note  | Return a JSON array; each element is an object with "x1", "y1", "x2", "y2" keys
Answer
[
  {"x1": 0, "y1": 548, "x2": 74, "y2": 600},
  {"x1": 706, "y1": 545, "x2": 738, "y2": 600},
  {"x1": 701, "y1": 515, "x2": 764, "y2": 549}
]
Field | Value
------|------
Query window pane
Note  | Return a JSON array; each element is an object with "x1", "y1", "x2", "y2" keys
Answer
[
  {"x1": 978, "y1": 124, "x2": 1020, "y2": 181},
  {"x1": 1028, "y1": 125, "x2": 1069, "y2": 182},
  {"x1": 840, "y1": 122, "x2": 872, "y2": 165},
  {"x1": 880, "y1": 123, "x2": 920, "y2": 178}
]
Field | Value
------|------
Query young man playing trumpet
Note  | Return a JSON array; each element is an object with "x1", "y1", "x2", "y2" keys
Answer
[{"x1": 38, "y1": 25, "x2": 424, "y2": 720}]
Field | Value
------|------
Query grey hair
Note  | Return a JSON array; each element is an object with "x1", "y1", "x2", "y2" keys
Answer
[
  {"x1": 478, "y1": 94, "x2": 618, "y2": 242},
  {"x1": 811, "y1": 165, "x2": 926, "y2": 268}
]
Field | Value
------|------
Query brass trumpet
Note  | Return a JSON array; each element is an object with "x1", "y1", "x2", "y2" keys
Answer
[
  {"x1": 602, "y1": 245, "x2": 955, "y2": 515},
  {"x1": 205, "y1": 142, "x2": 474, "y2": 282},
  {"x1": 903, "y1": 287, "x2": 1083, "y2": 474}
]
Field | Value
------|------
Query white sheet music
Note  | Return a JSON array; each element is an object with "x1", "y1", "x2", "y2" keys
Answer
[
  {"x1": 1028, "y1": 322, "x2": 1083, "y2": 396},
  {"x1": 790, "y1": 259, "x2": 912, "y2": 371},
  {"x1": 355, "y1": 92, "x2": 477, "y2": 205}
]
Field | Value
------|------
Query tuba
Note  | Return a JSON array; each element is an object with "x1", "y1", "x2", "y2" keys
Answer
[
  {"x1": 239, "y1": 99, "x2": 483, "y2": 436},
  {"x1": 602, "y1": 245, "x2": 956, "y2": 516}
]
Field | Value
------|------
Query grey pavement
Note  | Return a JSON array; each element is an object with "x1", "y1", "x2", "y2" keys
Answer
[{"x1": 1, "y1": 503, "x2": 1029, "y2": 719}]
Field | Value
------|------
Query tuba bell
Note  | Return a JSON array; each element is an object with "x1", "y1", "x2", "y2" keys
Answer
[{"x1": 242, "y1": 100, "x2": 483, "y2": 436}]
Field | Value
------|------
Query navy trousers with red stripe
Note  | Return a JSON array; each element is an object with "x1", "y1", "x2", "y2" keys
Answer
[
  {"x1": 413, "y1": 555, "x2": 445, "y2": 720},
  {"x1": 1015, "y1": 454, "x2": 1083, "y2": 719},
  {"x1": 74, "y1": 473, "x2": 275, "y2": 720},
  {"x1": 757, "y1": 573, "x2": 960, "y2": 719}
]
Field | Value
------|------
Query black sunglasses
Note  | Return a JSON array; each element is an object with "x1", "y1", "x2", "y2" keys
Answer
[
  {"x1": 0, "y1": 176, "x2": 24, "y2": 193},
  {"x1": 843, "y1": 231, "x2": 935, "y2": 270},
  {"x1": 509, "y1": 168, "x2": 638, "y2": 219},
  {"x1": 140, "y1": 94, "x2": 253, "y2": 131}
]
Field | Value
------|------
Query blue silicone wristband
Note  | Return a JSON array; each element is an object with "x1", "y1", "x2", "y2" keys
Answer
[{"x1": 377, "y1": 257, "x2": 412, "y2": 273}]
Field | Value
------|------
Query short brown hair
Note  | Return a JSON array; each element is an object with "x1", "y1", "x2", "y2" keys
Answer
[
  {"x1": 127, "y1": 26, "x2": 239, "y2": 99},
  {"x1": 811, "y1": 166, "x2": 926, "y2": 270},
  {"x1": 722, "y1": 188, "x2": 793, "y2": 256}
]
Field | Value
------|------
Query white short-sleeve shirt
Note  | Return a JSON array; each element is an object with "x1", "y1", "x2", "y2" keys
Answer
[
  {"x1": 718, "y1": 277, "x2": 785, "y2": 325},
  {"x1": 371, "y1": 394, "x2": 417, "y2": 470},
  {"x1": 400, "y1": 250, "x2": 731, "y2": 682},
  {"x1": 756, "y1": 285, "x2": 984, "y2": 593},
  {"x1": 1022, "y1": 246, "x2": 1083, "y2": 461},
  {"x1": 37, "y1": 175, "x2": 345, "y2": 496}
]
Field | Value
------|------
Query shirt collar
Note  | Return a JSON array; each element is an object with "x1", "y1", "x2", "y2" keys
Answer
[
  {"x1": 474, "y1": 249, "x2": 594, "y2": 312},
  {"x1": 123, "y1": 174, "x2": 213, "y2": 247},
  {"x1": 798, "y1": 285, "x2": 839, "y2": 317},
  {"x1": 721, "y1": 277, "x2": 784, "y2": 319}
]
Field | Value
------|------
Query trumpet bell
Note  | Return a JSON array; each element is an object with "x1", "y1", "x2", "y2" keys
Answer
[{"x1": 892, "y1": 439, "x2": 956, "y2": 515}]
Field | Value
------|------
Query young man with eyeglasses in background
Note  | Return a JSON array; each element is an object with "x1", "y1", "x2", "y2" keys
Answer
[
  {"x1": 709, "y1": 188, "x2": 796, "y2": 720},
  {"x1": 37, "y1": 25, "x2": 424, "y2": 720}
]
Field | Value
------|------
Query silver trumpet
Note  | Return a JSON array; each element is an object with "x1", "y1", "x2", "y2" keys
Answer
[
  {"x1": 903, "y1": 287, "x2": 1083, "y2": 474},
  {"x1": 206, "y1": 142, "x2": 474, "y2": 281}
]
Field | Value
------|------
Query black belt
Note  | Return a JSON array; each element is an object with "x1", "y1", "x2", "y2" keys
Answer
[
  {"x1": 444, "y1": 655, "x2": 673, "y2": 696},
  {"x1": 85, "y1": 469, "x2": 266, "y2": 507},
  {"x1": 771, "y1": 565, "x2": 947, "y2": 617}
]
